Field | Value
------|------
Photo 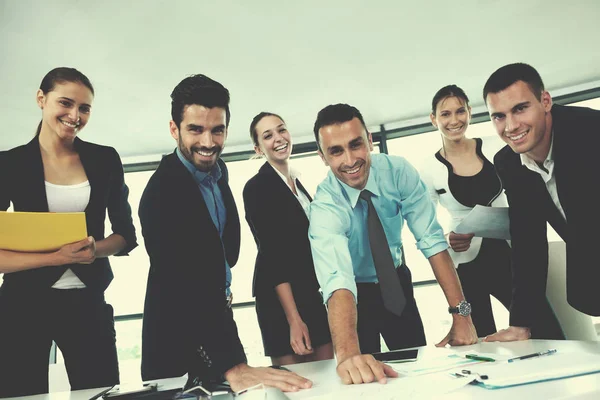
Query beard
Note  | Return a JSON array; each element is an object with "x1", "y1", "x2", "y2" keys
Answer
[{"x1": 178, "y1": 136, "x2": 223, "y2": 173}]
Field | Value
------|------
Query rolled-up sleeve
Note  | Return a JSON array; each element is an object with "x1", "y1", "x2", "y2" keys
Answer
[
  {"x1": 308, "y1": 197, "x2": 357, "y2": 304},
  {"x1": 107, "y1": 148, "x2": 138, "y2": 255},
  {"x1": 396, "y1": 159, "x2": 448, "y2": 258}
]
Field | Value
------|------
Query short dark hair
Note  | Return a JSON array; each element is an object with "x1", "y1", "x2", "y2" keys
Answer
[
  {"x1": 431, "y1": 84, "x2": 470, "y2": 114},
  {"x1": 36, "y1": 67, "x2": 94, "y2": 136},
  {"x1": 313, "y1": 104, "x2": 368, "y2": 151},
  {"x1": 249, "y1": 111, "x2": 285, "y2": 147},
  {"x1": 170, "y1": 74, "x2": 231, "y2": 129},
  {"x1": 483, "y1": 63, "x2": 545, "y2": 103}
]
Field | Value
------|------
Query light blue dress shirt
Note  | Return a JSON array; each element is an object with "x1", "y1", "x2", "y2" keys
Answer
[
  {"x1": 176, "y1": 148, "x2": 232, "y2": 295},
  {"x1": 308, "y1": 153, "x2": 448, "y2": 304}
]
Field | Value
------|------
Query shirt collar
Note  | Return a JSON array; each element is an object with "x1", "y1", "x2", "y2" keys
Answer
[
  {"x1": 520, "y1": 129, "x2": 555, "y2": 171},
  {"x1": 272, "y1": 162, "x2": 301, "y2": 183},
  {"x1": 176, "y1": 147, "x2": 222, "y2": 183},
  {"x1": 337, "y1": 166, "x2": 380, "y2": 208}
]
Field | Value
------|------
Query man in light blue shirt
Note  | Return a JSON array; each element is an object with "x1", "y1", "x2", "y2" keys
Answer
[{"x1": 308, "y1": 104, "x2": 478, "y2": 385}]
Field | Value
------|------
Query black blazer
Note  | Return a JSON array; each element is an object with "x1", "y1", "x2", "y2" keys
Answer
[
  {"x1": 139, "y1": 152, "x2": 245, "y2": 381},
  {"x1": 495, "y1": 104, "x2": 600, "y2": 330},
  {"x1": 243, "y1": 162, "x2": 320, "y2": 301},
  {"x1": 0, "y1": 136, "x2": 137, "y2": 293}
]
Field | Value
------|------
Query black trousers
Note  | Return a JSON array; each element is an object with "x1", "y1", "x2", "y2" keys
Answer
[
  {"x1": 356, "y1": 264, "x2": 426, "y2": 354},
  {"x1": 0, "y1": 285, "x2": 119, "y2": 398},
  {"x1": 457, "y1": 238, "x2": 513, "y2": 337}
]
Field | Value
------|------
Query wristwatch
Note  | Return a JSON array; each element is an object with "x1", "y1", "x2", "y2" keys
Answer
[{"x1": 448, "y1": 300, "x2": 472, "y2": 317}]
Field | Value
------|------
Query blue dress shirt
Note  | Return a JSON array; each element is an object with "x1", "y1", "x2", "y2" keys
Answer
[
  {"x1": 176, "y1": 148, "x2": 232, "y2": 295},
  {"x1": 308, "y1": 153, "x2": 448, "y2": 303}
]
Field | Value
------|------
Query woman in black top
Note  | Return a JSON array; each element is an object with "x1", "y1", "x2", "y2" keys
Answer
[
  {"x1": 0, "y1": 68, "x2": 137, "y2": 397},
  {"x1": 421, "y1": 85, "x2": 513, "y2": 337},
  {"x1": 243, "y1": 112, "x2": 333, "y2": 366}
]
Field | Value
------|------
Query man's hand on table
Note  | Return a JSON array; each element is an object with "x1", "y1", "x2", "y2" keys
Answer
[
  {"x1": 336, "y1": 353, "x2": 398, "y2": 385},
  {"x1": 436, "y1": 315, "x2": 478, "y2": 347},
  {"x1": 484, "y1": 326, "x2": 531, "y2": 342},
  {"x1": 224, "y1": 363, "x2": 312, "y2": 393}
]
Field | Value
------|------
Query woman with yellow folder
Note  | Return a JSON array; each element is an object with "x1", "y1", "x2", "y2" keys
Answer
[{"x1": 0, "y1": 67, "x2": 138, "y2": 397}]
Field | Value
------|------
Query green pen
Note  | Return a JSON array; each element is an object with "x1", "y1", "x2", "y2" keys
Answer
[{"x1": 465, "y1": 354, "x2": 495, "y2": 362}]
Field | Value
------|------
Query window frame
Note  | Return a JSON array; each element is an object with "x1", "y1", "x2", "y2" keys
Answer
[
  {"x1": 117, "y1": 87, "x2": 600, "y2": 316},
  {"x1": 46, "y1": 88, "x2": 600, "y2": 363}
]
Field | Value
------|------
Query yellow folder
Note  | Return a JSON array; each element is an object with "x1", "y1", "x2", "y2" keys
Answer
[{"x1": 0, "y1": 211, "x2": 88, "y2": 252}]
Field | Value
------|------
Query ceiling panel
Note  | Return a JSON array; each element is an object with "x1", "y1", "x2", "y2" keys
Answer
[{"x1": 1, "y1": 0, "x2": 599, "y2": 159}]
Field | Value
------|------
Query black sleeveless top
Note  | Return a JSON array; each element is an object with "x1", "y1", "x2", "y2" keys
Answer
[{"x1": 435, "y1": 138, "x2": 501, "y2": 208}]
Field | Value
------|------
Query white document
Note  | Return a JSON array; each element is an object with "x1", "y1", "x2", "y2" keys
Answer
[
  {"x1": 454, "y1": 205, "x2": 510, "y2": 240},
  {"x1": 395, "y1": 354, "x2": 480, "y2": 376},
  {"x1": 297, "y1": 373, "x2": 471, "y2": 400},
  {"x1": 449, "y1": 351, "x2": 600, "y2": 389}
]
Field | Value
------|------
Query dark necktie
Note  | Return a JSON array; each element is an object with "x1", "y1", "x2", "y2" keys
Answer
[{"x1": 359, "y1": 190, "x2": 406, "y2": 317}]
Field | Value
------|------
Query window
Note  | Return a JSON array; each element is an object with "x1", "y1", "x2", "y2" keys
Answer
[
  {"x1": 11, "y1": 92, "x2": 600, "y2": 375},
  {"x1": 387, "y1": 130, "x2": 446, "y2": 282},
  {"x1": 570, "y1": 97, "x2": 600, "y2": 109},
  {"x1": 104, "y1": 170, "x2": 153, "y2": 316},
  {"x1": 221, "y1": 157, "x2": 265, "y2": 304}
]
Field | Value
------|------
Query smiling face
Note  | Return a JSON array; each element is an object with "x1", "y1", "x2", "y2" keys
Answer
[
  {"x1": 430, "y1": 96, "x2": 471, "y2": 142},
  {"x1": 170, "y1": 104, "x2": 227, "y2": 172},
  {"x1": 486, "y1": 80, "x2": 553, "y2": 162},
  {"x1": 318, "y1": 117, "x2": 373, "y2": 190},
  {"x1": 37, "y1": 81, "x2": 93, "y2": 141},
  {"x1": 254, "y1": 115, "x2": 292, "y2": 164}
]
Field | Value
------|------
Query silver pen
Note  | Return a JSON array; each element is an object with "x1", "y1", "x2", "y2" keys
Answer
[{"x1": 508, "y1": 348, "x2": 557, "y2": 363}]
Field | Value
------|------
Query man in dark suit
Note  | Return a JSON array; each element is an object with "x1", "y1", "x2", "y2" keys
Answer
[
  {"x1": 483, "y1": 63, "x2": 600, "y2": 342},
  {"x1": 139, "y1": 74, "x2": 311, "y2": 392}
]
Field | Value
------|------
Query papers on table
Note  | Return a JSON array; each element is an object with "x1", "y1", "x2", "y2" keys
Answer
[
  {"x1": 449, "y1": 351, "x2": 600, "y2": 389},
  {"x1": 454, "y1": 205, "x2": 511, "y2": 240},
  {"x1": 299, "y1": 372, "x2": 472, "y2": 400},
  {"x1": 395, "y1": 354, "x2": 481, "y2": 376},
  {"x1": 0, "y1": 211, "x2": 88, "y2": 252}
]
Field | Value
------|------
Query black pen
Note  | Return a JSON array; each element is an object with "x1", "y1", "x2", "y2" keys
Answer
[{"x1": 507, "y1": 348, "x2": 557, "y2": 363}]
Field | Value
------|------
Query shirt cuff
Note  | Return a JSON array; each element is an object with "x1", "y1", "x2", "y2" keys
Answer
[
  {"x1": 321, "y1": 279, "x2": 358, "y2": 306},
  {"x1": 418, "y1": 240, "x2": 449, "y2": 259},
  {"x1": 115, "y1": 238, "x2": 138, "y2": 256}
]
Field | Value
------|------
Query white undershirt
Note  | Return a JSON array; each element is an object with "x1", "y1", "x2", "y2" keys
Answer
[
  {"x1": 272, "y1": 165, "x2": 311, "y2": 216},
  {"x1": 45, "y1": 180, "x2": 91, "y2": 289},
  {"x1": 520, "y1": 133, "x2": 566, "y2": 221}
]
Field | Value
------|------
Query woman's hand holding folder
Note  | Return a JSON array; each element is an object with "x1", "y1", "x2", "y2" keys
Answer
[{"x1": 55, "y1": 236, "x2": 96, "y2": 265}]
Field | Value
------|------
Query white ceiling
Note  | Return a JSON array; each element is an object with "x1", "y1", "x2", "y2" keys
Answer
[{"x1": 2, "y1": 0, "x2": 600, "y2": 161}]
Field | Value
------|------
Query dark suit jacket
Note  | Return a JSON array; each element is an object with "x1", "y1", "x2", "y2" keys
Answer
[
  {"x1": 243, "y1": 162, "x2": 320, "y2": 302},
  {"x1": 139, "y1": 152, "x2": 246, "y2": 381},
  {"x1": 495, "y1": 104, "x2": 600, "y2": 333},
  {"x1": 0, "y1": 136, "x2": 137, "y2": 293}
]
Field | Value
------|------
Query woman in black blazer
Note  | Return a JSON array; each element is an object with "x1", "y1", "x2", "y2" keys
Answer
[
  {"x1": 0, "y1": 68, "x2": 137, "y2": 397},
  {"x1": 243, "y1": 112, "x2": 332, "y2": 366}
]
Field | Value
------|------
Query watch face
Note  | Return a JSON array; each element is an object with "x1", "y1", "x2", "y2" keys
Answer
[{"x1": 458, "y1": 301, "x2": 472, "y2": 317}]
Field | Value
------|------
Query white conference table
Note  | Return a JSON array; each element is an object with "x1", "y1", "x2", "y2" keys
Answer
[
  {"x1": 20, "y1": 340, "x2": 600, "y2": 400},
  {"x1": 284, "y1": 339, "x2": 600, "y2": 400}
]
